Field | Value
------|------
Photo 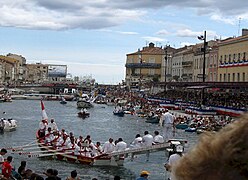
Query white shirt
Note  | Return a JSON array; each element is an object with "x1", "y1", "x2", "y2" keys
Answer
[
  {"x1": 153, "y1": 135, "x2": 164, "y2": 144},
  {"x1": 0, "y1": 154, "x2": 4, "y2": 163},
  {"x1": 115, "y1": 141, "x2": 127, "y2": 152},
  {"x1": 74, "y1": 144, "x2": 81, "y2": 155},
  {"x1": 131, "y1": 137, "x2": 143, "y2": 148},
  {"x1": 168, "y1": 153, "x2": 182, "y2": 180},
  {"x1": 102, "y1": 141, "x2": 115, "y2": 153},
  {"x1": 142, "y1": 134, "x2": 154, "y2": 146},
  {"x1": 48, "y1": 122, "x2": 58, "y2": 132},
  {"x1": 161, "y1": 112, "x2": 174, "y2": 126}
]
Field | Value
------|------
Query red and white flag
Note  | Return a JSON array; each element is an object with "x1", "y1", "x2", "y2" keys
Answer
[{"x1": 40, "y1": 100, "x2": 48, "y2": 121}]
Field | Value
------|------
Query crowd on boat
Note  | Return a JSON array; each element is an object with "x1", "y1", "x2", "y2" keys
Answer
[{"x1": 38, "y1": 118, "x2": 168, "y2": 159}]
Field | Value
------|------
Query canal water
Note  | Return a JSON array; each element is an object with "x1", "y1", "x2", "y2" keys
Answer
[{"x1": 0, "y1": 100, "x2": 199, "y2": 180}]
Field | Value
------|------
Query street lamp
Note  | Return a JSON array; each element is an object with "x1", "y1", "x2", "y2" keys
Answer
[
  {"x1": 198, "y1": 30, "x2": 207, "y2": 105},
  {"x1": 138, "y1": 48, "x2": 142, "y2": 91},
  {"x1": 164, "y1": 46, "x2": 168, "y2": 83}
]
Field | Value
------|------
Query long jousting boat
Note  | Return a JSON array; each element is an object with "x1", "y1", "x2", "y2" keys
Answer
[{"x1": 35, "y1": 131, "x2": 125, "y2": 166}]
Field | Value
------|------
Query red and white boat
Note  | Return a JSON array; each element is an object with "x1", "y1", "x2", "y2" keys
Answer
[{"x1": 36, "y1": 100, "x2": 124, "y2": 166}]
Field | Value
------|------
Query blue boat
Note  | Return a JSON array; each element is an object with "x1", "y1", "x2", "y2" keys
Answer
[
  {"x1": 185, "y1": 127, "x2": 196, "y2": 132},
  {"x1": 113, "y1": 111, "x2": 125, "y2": 117},
  {"x1": 145, "y1": 116, "x2": 159, "y2": 124},
  {"x1": 176, "y1": 123, "x2": 188, "y2": 130}
]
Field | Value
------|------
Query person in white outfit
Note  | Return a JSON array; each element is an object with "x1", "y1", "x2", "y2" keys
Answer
[
  {"x1": 115, "y1": 138, "x2": 127, "y2": 152},
  {"x1": 142, "y1": 131, "x2": 154, "y2": 161},
  {"x1": 102, "y1": 138, "x2": 115, "y2": 154},
  {"x1": 48, "y1": 119, "x2": 58, "y2": 133},
  {"x1": 142, "y1": 131, "x2": 154, "y2": 147},
  {"x1": 153, "y1": 131, "x2": 164, "y2": 144},
  {"x1": 160, "y1": 109, "x2": 175, "y2": 142},
  {"x1": 165, "y1": 145, "x2": 184, "y2": 180},
  {"x1": 130, "y1": 134, "x2": 143, "y2": 148}
]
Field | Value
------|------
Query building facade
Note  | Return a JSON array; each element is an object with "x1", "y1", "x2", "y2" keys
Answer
[
  {"x1": 218, "y1": 34, "x2": 248, "y2": 82},
  {"x1": 125, "y1": 43, "x2": 164, "y2": 88}
]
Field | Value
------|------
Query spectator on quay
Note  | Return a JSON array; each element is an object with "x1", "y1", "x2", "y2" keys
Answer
[
  {"x1": 136, "y1": 171, "x2": 150, "y2": 180},
  {"x1": 18, "y1": 161, "x2": 27, "y2": 178},
  {"x1": 0, "y1": 148, "x2": 7, "y2": 164},
  {"x1": 173, "y1": 114, "x2": 248, "y2": 180},
  {"x1": 66, "y1": 170, "x2": 80, "y2": 180},
  {"x1": 2, "y1": 156, "x2": 14, "y2": 180}
]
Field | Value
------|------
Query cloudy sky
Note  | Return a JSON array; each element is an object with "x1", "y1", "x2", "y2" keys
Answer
[{"x1": 0, "y1": 0, "x2": 248, "y2": 84}]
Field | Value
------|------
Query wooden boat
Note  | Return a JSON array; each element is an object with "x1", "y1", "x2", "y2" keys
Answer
[
  {"x1": 175, "y1": 123, "x2": 188, "y2": 130},
  {"x1": 184, "y1": 127, "x2": 196, "y2": 132},
  {"x1": 78, "y1": 111, "x2": 90, "y2": 118},
  {"x1": 77, "y1": 98, "x2": 93, "y2": 109},
  {"x1": 36, "y1": 131, "x2": 124, "y2": 166},
  {"x1": 60, "y1": 101, "x2": 67, "y2": 104},
  {"x1": 113, "y1": 111, "x2": 125, "y2": 117},
  {"x1": 0, "y1": 119, "x2": 17, "y2": 133},
  {"x1": 145, "y1": 116, "x2": 159, "y2": 124}
]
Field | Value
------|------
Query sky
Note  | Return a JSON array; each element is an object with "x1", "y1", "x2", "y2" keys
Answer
[{"x1": 0, "y1": 0, "x2": 248, "y2": 84}]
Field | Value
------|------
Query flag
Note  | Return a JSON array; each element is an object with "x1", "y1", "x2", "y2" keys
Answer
[{"x1": 41, "y1": 100, "x2": 48, "y2": 121}]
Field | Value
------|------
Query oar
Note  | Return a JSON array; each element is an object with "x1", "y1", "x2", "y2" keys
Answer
[
  {"x1": 11, "y1": 142, "x2": 47, "y2": 152},
  {"x1": 19, "y1": 148, "x2": 64, "y2": 155},
  {"x1": 28, "y1": 151, "x2": 73, "y2": 158},
  {"x1": 6, "y1": 141, "x2": 41, "y2": 151}
]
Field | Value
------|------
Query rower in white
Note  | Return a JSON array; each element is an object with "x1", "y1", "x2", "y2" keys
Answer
[
  {"x1": 114, "y1": 138, "x2": 127, "y2": 152},
  {"x1": 48, "y1": 118, "x2": 58, "y2": 133},
  {"x1": 130, "y1": 134, "x2": 143, "y2": 148},
  {"x1": 142, "y1": 131, "x2": 154, "y2": 161},
  {"x1": 153, "y1": 131, "x2": 164, "y2": 144},
  {"x1": 103, "y1": 138, "x2": 115, "y2": 154}
]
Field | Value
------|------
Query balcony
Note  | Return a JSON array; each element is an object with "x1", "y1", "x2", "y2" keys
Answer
[
  {"x1": 125, "y1": 63, "x2": 161, "y2": 68},
  {"x1": 182, "y1": 73, "x2": 193, "y2": 78},
  {"x1": 182, "y1": 61, "x2": 193, "y2": 67}
]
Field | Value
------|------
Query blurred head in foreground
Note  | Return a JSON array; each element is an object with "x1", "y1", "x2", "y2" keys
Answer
[{"x1": 173, "y1": 114, "x2": 248, "y2": 180}]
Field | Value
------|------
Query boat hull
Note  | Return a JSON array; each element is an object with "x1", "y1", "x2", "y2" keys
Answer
[
  {"x1": 77, "y1": 101, "x2": 93, "y2": 108},
  {"x1": 36, "y1": 132, "x2": 124, "y2": 166}
]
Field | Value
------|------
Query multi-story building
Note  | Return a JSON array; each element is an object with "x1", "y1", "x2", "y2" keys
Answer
[
  {"x1": 218, "y1": 30, "x2": 248, "y2": 82},
  {"x1": 182, "y1": 47, "x2": 194, "y2": 82},
  {"x1": 193, "y1": 40, "x2": 218, "y2": 82},
  {"x1": 0, "y1": 56, "x2": 19, "y2": 85},
  {"x1": 6, "y1": 53, "x2": 27, "y2": 84},
  {"x1": 26, "y1": 63, "x2": 48, "y2": 83},
  {"x1": 208, "y1": 45, "x2": 219, "y2": 82},
  {"x1": 163, "y1": 46, "x2": 176, "y2": 82},
  {"x1": 125, "y1": 42, "x2": 164, "y2": 88}
]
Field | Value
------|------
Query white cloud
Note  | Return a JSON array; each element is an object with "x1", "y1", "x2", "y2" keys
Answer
[
  {"x1": 176, "y1": 29, "x2": 203, "y2": 38},
  {"x1": 176, "y1": 28, "x2": 218, "y2": 40},
  {"x1": 210, "y1": 14, "x2": 236, "y2": 25},
  {"x1": 1, "y1": 0, "x2": 248, "y2": 30},
  {"x1": 156, "y1": 29, "x2": 170, "y2": 36}
]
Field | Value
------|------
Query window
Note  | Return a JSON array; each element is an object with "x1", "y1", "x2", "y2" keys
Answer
[
  {"x1": 237, "y1": 73, "x2": 240, "y2": 82},
  {"x1": 223, "y1": 74, "x2": 226, "y2": 82},
  {"x1": 238, "y1": 53, "x2": 240, "y2": 60},
  {"x1": 228, "y1": 73, "x2": 230, "y2": 82},
  {"x1": 149, "y1": 69, "x2": 155, "y2": 75},
  {"x1": 224, "y1": 55, "x2": 227, "y2": 62},
  {"x1": 243, "y1": 73, "x2": 246, "y2": 82},
  {"x1": 149, "y1": 57, "x2": 155, "y2": 63},
  {"x1": 233, "y1": 54, "x2": 236, "y2": 62},
  {"x1": 228, "y1": 54, "x2": 231, "y2": 63},
  {"x1": 243, "y1": 52, "x2": 246, "y2": 60},
  {"x1": 232, "y1": 73, "x2": 235, "y2": 82}
]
